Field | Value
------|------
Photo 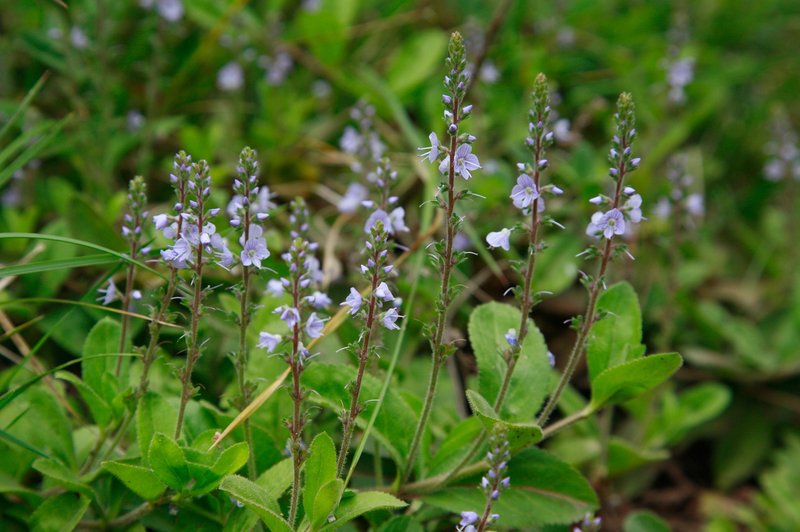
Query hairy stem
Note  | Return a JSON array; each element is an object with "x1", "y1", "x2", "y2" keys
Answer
[
  {"x1": 115, "y1": 241, "x2": 138, "y2": 376},
  {"x1": 288, "y1": 277, "x2": 303, "y2": 526},
  {"x1": 337, "y1": 252, "x2": 380, "y2": 476},
  {"x1": 175, "y1": 212, "x2": 205, "y2": 440},
  {"x1": 401, "y1": 98, "x2": 460, "y2": 487},
  {"x1": 537, "y1": 141, "x2": 628, "y2": 427}
]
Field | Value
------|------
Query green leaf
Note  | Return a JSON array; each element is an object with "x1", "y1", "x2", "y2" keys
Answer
[
  {"x1": 102, "y1": 460, "x2": 167, "y2": 500},
  {"x1": 386, "y1": 30, "x2": 448, "y2": 98},
  {"x1": 212, "y1": 442, "x2": 250, "y2": 477},
  {"x1": 378, "y1": 516, "x2": 425, "y2": 532},
  {"x1": 0, "y1": 254, "x2": 119, "y2": 278},
  {"x1": 623, "y1": 510, "x2": 671, "y2": 532},
  {"x1": 467, "y1": 302, "x2": 550, "y2": 420},
  {"x1": 587, "y1": 282, "x2": 645, "y2": 382},
  {"x1": 137, "y1": 392, "x2": 178, "y2": 466},
  {"x1": 304, "y1": 432, "x2": 337, "y2": 524},
  {"x1": 256, "y1": 458, "x2": 293, "y2": 501},
  {"x1": 81, "y1": 318, "x2": 122, "y2": 402},
  {"x1": 0, "y1": 233, "x2": 166, "y2": 279},
  {"x1": 465, "y1": 390, "x2": 542, "y2": 451},
  {"x1": 30, "y1": 493, "x2": 90, "y2": 532},
  {"x1": 56, "y1": 371, "x2": 112, "y2": 427},
  {"x1": 32, "y1": 458, "x2": 94, "y2": 498},
  {"x1": 219, "y1": 475, "x2": 292, "y2": 532},
  {"x1": 649, "y1": 382, "x2": 731, "y2": 447},
  {"x1": 319, "y1": 491, "x2": 407, "y2": 531},
  {"x1": 312, "y1": 479, "x2": 344, "y2": 530},
  {"x1": 302, "y1": 364, "x2": 416, "y2": 465},
  {"x1": 427, "y1": 417, "x2": 483, "y2": 476},
  {"x1": 423, "y1": 448, "x2": 598, "y2": 527},
  {"x1": 148, "y1": 433, "x2": 189, "y2": 492},
  {"x1": 589, "y1": 354, "x2": 683, "y2": 410},
  {"x1": 607, "y1": 438, "x2": 668, "y2": 477}
]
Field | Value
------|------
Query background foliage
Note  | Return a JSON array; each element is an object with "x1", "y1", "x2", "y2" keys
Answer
[{"x1": 2, "y1": 0, "x2": 800, "y2": 530}]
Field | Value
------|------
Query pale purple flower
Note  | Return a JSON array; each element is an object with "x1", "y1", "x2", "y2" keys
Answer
[
  {"x1": 241, "y1": 237, "x2": 269, "y2": 268},
  {"x1": 364, "y1": 209, "x2": 392, "y2": 235},
  {"x1": 97, "y1": 279, "x2": 118, "y2": 305},
  {"x1": 156, "y1": 0, "x2": 184, "y2": 21},
  {"x1": 340, "y1": 126, "x2": 361, "y2": 155},
  {"x1": 547, "y1": 350, "x2": 556, "y2": 367},
  {"x1": 486, "y1": 228, "x2": 512, "y2": 251},
  {"x1": 258, "y1": 332, "x2": 281, "y2": 353},
  {"x1": 375, "y1": 282, "x2": 394, "y2": 302},
  {"x1": 266, "y1": 279, "x2": 285, "y2": 297},
  {"x1": 276, "y1": 306, "x2": 301, "y2": 329},
  {"x1": 217, "y1": 62, "x2": 244, "y2": 91},
  {"x1": 161, "y1": 237, "x2": 192, "y2": 268},
  {"x1": 388, "y1": 207, "x2": 409, "y2": 233},
  {"x1": 381, "y1": 307, "x2": 401, "y2": 330},
  {"x1": 418, "y1": 132, "x2": 441, "y2": 163},
  {"x1": 305, "y1": 313, "x2": 325, "y2": 339},
  {"x1": 686, "y1": 193, "x2": 704, "y2": 217},
  {"x1": 341, "y1": 288, "x2": 362, "y2": 316},
  {"x1": 305, "y1": 291, "x2": 332, "y2": 309},
  {"x1": 452, "y1": 144, "x2": 481, "y2": 180},
  {"x1": 460, "y1": 512, "x2": 479, "y2": 527},
  {"x1": 338, "y1": 182, "x2": 368, "y2": 214},
  {"x1": 153, "y1": 213, "x2": 170, "y2": 231},
  {"x1": 70, "y1": 27, "x2": 88, "y2": 49},
  {"x1": 623, "y1": 194, "x2": 643, "y2": 223},
  {"x1": 510, "y1": 174, "x2": 539, "y2": 209},
  {"x1": 131, "y1": 290, "x2": 143, "y2": 300},
  {"x1": 505, "y1": 328, "x2": 517, "y2": 347},
  {"x1": 586, "y1": 208, "x2": 626, "y2": 239}
]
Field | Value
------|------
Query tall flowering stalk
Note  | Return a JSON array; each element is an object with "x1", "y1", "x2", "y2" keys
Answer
[
  {"x1": 537, "y1": 93, "x2": 643, "y2": 425},
  {"x1": 171, "y1": 160, "x2": 231, "y2": 439},
  {"x1": 457, "y1": 431, "x2": 511, "y2": 532},
  {"x1": 274, "y1": 198, "x2": 329, "y2": 525},
  {"x1": 139, "y1": 151, "x2": 191, "y2": 398},
  {"x1": 229, "y1": 146, "x2": 271, "y2": 479},
  {"x1": 115, "y1": 176, "x2": 148, "y2": 376},
  {"x1": 449, "y1": 73, "x2": 562, "y2": 480},
  {"x1": 337, "y1": 158, "x2": 405, "y2": 475},
  {"x1": 402, "y1": 31, "x2": 482, "y2": 485}
]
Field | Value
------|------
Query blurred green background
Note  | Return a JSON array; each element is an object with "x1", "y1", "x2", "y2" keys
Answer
[{"x1": 2, "y1": 0, "x2": 800, "y2": 529}]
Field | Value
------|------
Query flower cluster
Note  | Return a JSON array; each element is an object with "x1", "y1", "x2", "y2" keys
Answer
[
  {"x1": 486, "y1": 73, "x2": 563, "y2": 253},
  {"x1": 158, "y1": 156, "x2": 231, "y2": 269},
  {"x1": 340, "y1": 160, "x2": 404, "y2": 332},
  {"x1": 458, "y1": 432, "x2": 511, "y2": 531},
  {"x1": 338, "y1": 103, "x2": 387, "y2": 214},
  {"x1": 259, "y1": 199, "x2": 329, "y2": 360},
  {"x1": 122, "y1": 176, "x2": 148, "y2": 245},
  {"x1": 228, "y1": 147, "x2": 272, "y2": 269},
  {"x1": 585, "y1": 94, "x2": 643, "y2": 242},
  {"x1": 653, "y1": 153, "x2": 704, "y2": 222},
  {"x1": 763, "y1": 112, "x2": 800, "y2": 182}
]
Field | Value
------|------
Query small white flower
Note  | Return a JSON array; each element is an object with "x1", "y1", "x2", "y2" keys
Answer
[{"x1": 486, "y1": 228, "x2": 512, "y2": 251}]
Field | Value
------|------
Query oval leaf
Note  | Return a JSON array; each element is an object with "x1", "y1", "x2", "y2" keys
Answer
[{"x1": 590, "y1": 353, "x2": 683, "y2": 410}]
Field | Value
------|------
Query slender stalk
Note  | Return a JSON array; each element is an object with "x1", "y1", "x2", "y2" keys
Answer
[
  {"x1": 444, "y1": 74, "x2": 552, "y2": 483},
  {"x1": 115, "y1": 253, "x2": 136, "y2": 376},
  {"x1": 137, "y1": 267, "x2": 179, "y2": 399},
  {"x1": 288, "y1": 272, "x2": 303, "y2": 526},
  {"x1": 337, "y1": 253, "x2": 380, "y2": 475},
  {"x1": 174, "y1": 163, "x2": 210, "y2": 440},
  {"x1": 401, "y1": 103, "x2": 458, "y2": 485},
  {"x1": 237, "y1": 264, "x2": 257, "y2": 479},
  {"x1": 537, "y1": 133, "x2": 630, "y2": 427}
]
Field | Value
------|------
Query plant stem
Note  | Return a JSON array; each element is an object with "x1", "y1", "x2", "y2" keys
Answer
[
  {"x1": 400, "y1": 97, "x2": 460, "y2": 487},
  {"x1": 288, "y1": 275, "x2": 304, "y2": 526},
  {"x1": 537, "y1": 142, "x2": 628, "y2": 427},
  {"x1": 336, "y1": 251, "x2": 380, "y2": 476},
  {"x1": 138, "y1": 267, "x2": 179, "y2": 399},
  {"x1": 444, "y1": 106, "x2": 546, "y2": 484},
  {"x1": 175, "y1": 207, "x2": 206, "y2": 440},
  {"x1": 236, "y1": 210, "x2": 257, "y2": 478}
]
